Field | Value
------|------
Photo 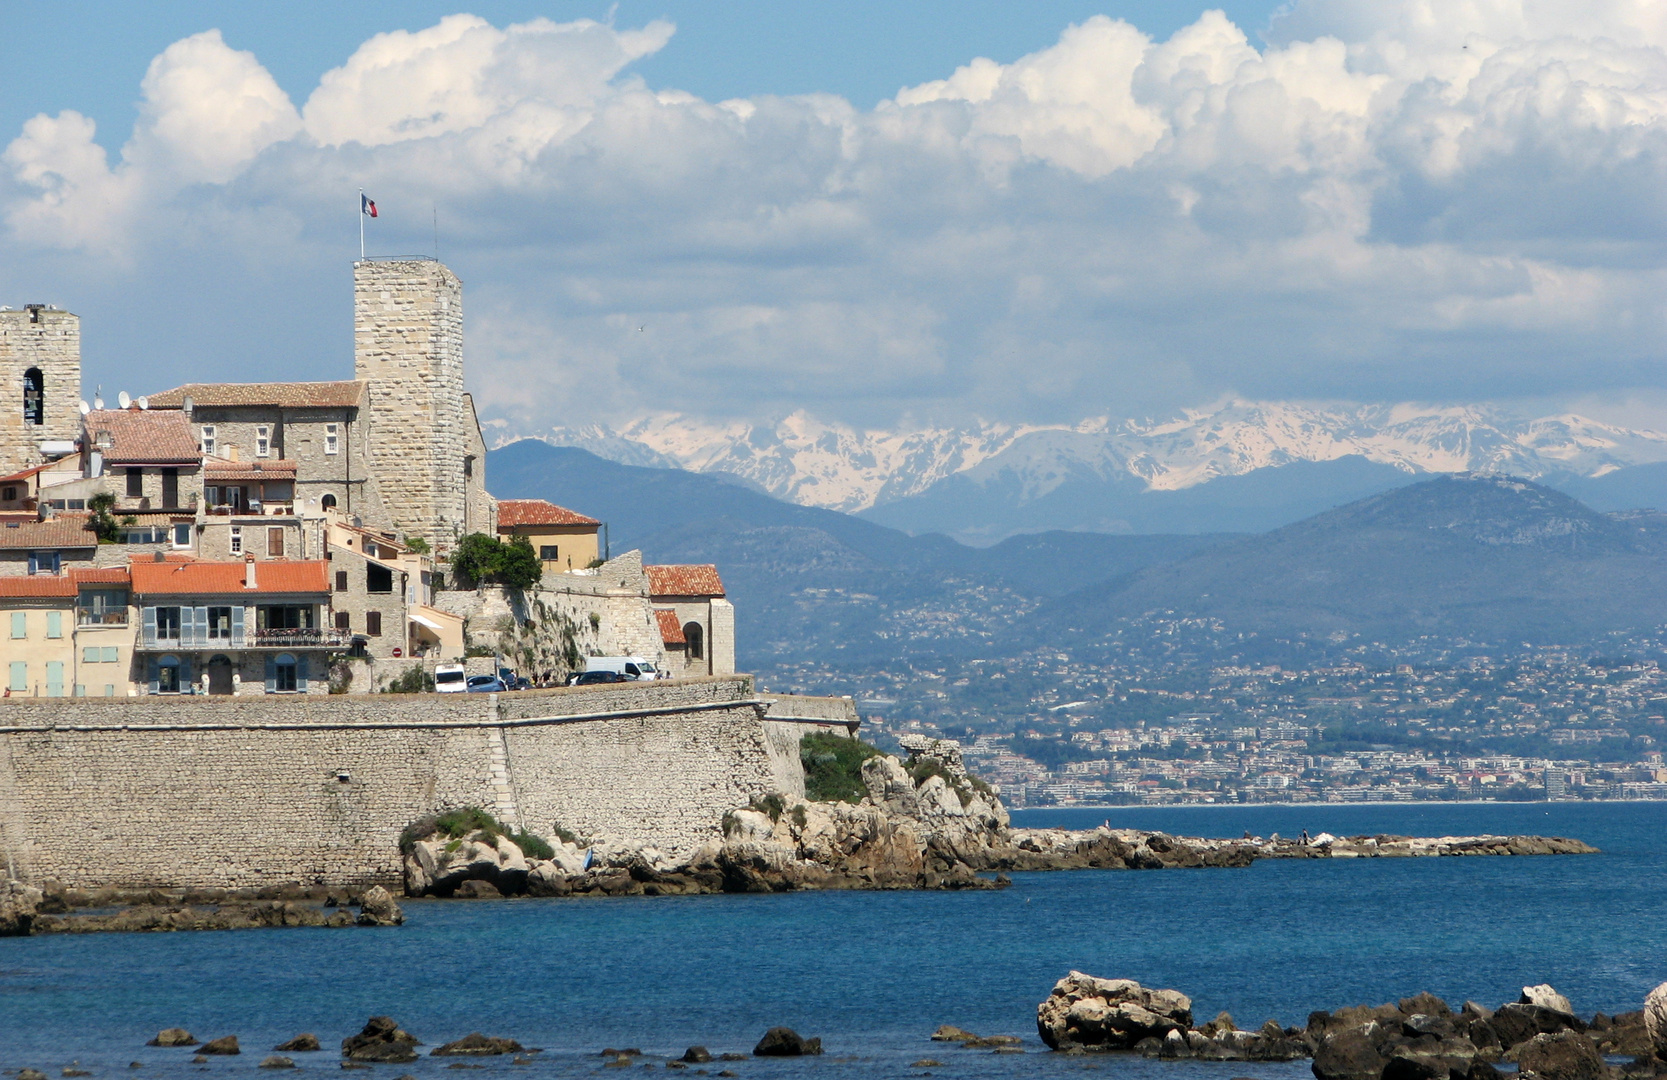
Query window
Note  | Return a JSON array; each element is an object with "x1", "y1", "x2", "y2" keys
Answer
[
  {"x1": 207, "y1": 606, "x2": 233, "y2": 640},
  {"x1": 9, "y1": 612, "x2": 24, "y2": 639},
  {"x1": 540, "y1": 545, "x2": 559, "y2": 560},
  {"x1": 83, "y1": 646, "x2": 99, "y2": 664},
  {"x1": 366, "y1": 563, "x2": 393, "y2": 594},
  {"x1": 273, "y1": 653, "x2": 298, "y2": 693},
  {"x1": 229, "y1": 526, "x2": 242, "y2": 555},
  {"x1": 7, "y1": 662, "x2": 23, "y2": 692},
  {"x1": 335, "y1": 611, "x2": 350, "y2": 631},
  {"x1": 46, "y1": 610, "x2": 61, "y2": 639},
  {"x1": 46, "y1": 661, "x2": 63, "y2": 697},
  {"x1": 172, "y1": 523, "x2": 192, "y2": 548},
  {"x1": 256, "y1": 425, "x2": 270, "y2": 457},
  {"x1": 157, "y1": 657, "x2": 180, "y2": 694},
  {"x1": 335, "y1": 570, "x2": 348, "y2": 592},
  {"x1": 1, "y1": 486, "x2": 15, "y2": 501},
  {"x1": 325, "y1": 424, "x2": 339, "y2": 455},
  {"x1": 79, "y1": 589, "x2": 128, "y2": 626},
  {"x1": 321, "y1": 493, "x2": 337, "y2": 510},
  {"x1": 27, "y1": 551, "x2": 60, "y2": 575},
  {"x1": 267, "y1": 527, "x2": 285, "y2": 557},
  {"x1": 23, "y1": 367, "x2": 43, "y2": 425},
  {"x1": 365, "y1": 610, "x2": 382, "y2": 637},
  {"x1": 685, "y1": 622, "x2": 704, "y2": 660},
  {"x1": 154, "y1": 606, "x2": 182, "y2": 641},
  {"x1": 126, "y1": 469, "x2": 143, "y2": 497},
  {"x1": 161, "y1": 469, "x2": 179, "y2": 508},
  {"x1": 258, "y1": 605, "x2": 314, "y2": 630},
  {"x1": 263, "y1": 481, "x2": 293, "y2": 504},
  {"x1": 464, "y1": 456, "x2": 473, "y2": 478},
  {"x1": 201, "y1": 425, "x2": 216, "y2": 455},
  {"x1": 118, "y1": 526, "x2": 164, "y2": 544},
  {"x1": 66, "y1": 499, "x2": 84, "y2": 510},
  {"x1": 102, "y1": 646, "x2": 118, "y2": 663}
]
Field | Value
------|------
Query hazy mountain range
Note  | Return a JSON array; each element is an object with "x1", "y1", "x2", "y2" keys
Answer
[{"x1": 493, "y1": 400, "x2": 1667, "y2": 542}]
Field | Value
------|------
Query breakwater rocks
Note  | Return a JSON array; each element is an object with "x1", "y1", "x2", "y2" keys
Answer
[
  {"x1": 1034, "y1": 972, "x2": 1660, "y2": 1080},
  {"x1": 6, "y1": 883, "x2": 402, "y2": 935}
]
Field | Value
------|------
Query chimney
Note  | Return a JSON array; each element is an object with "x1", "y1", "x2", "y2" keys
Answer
[
  {"x1": 245, "y1": 552, "x2": 257, "y2": 589},
  {"x1": 153, "y1": 550, "x2": 165, "y2": 563}
]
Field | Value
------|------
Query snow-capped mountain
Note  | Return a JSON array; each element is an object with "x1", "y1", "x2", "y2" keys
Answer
[{"x1": 502, "y1": 400, "x2": 1667, "y2": 515}]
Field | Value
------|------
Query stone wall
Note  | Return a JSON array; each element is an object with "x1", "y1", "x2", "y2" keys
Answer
[
  {"x1": 0, "y1": 307, "x2": 81, "y2": 477},
  {"x1": 0, "y1": 676, "x2": 797, "y2": 889}
]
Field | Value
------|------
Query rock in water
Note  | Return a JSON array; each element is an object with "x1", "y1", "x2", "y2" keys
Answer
[
  {"x1": 753, "y1": 1028, "x2": 823, "y2": 1056},
  {"x1": 201, "y1": 1035, "x2": 240, "y2": 1055},
  {"x1": 259, "y1": 1057, "x2": 296, "y2": 1069},
  {"x1": 932, "y1": 1026, "x2": 977, "y2": 1042},
  {"x1": 147, "y1": 1028, "x2": 198, "y2": 1047},
  {"x1": 431, "y1": 1033, "x2": 525, "y2": 1056},
  {"x1": 1520, "y1": 986, "x2": 1575, "y2": 1016},
  {"x1": 342, "y1": 1017, "x2": 421, "y2": 1063},
  {"x1": 356, "y1": 886, "x2": 404, "y2": 927},
  {"x1": 1644, "y1": 982, "x2": 1667, "y2": 1061},
  {"x1": 274, "y1": 1034, "x2": 321, "y2": 1052},
  {"x1": 1516, "y1": 1031, "x2": 1605, "y2": 1080},
  {"x1": 1312, "y1": 1024, "x2": 1389, "y2": 1080},
  {"x1": 0, "y1": 881, "x2": 42, "y2": 937},
  {"x1": 17, "y1": 1069, "x2": 47, "y2": 1080},
  {"x1": 681, "y1": 1048, "x2": 713, "y2": 1064},
  {"x1": 1036, "y1": 972, "x2": 1193, "y2": 1051},
  {"x1": 454, "y1": 879, "x2": 502, "y2": 899}
]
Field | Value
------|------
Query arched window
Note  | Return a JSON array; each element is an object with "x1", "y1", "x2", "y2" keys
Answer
[
  {"x1": 320, "y1": 493, "x2": 337, "y2": 510},
  {"x1": 684, "y1": 622, "x2": 704, "y2": 660},
  {"x1": 22, "y1": 368, "x2": 43, "y2": 425}
]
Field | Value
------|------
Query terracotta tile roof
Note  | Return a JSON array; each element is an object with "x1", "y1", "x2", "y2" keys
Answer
[
  {"x1": 0, "y1": 514, "x2": 97, "y2": 550},
  {"x1": 130, "y1": 559, "x2": 330, "y2": 596},
  {"x1": 147, "y1": 381, "x2": 366, "y2": 410},
  {"x1": 86, "y1": 409, "x2": 200, "y2": 465},
  {"x1": 655, "y1": 608, "x2": 686, "y2": 645},
  {"x1": 204, "y1": 459, "x2": 299, "y2": 481},
  {"x1": 497, "y1": 499, "x2": 601, "y2": 528},
  {"x1": 72, "y1": 567, "x2": 131, "y2": 584},
  {"x1": 646, "y1": 564, "x2": 725, "y2": 598},
  {"x1": 0, "y1": 576, "x2": 76, "y2": 598},
  {"x1": 0, "y1": 461, "x2": 54, "y2": 484}
]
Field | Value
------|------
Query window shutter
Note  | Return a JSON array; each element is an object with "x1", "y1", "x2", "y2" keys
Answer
[
  {"x1": 46, "y1": 611, "x2": 62, "y2": 639},
  {"x1": 146, "y1": 658, "x2": 159, "y2": 695},
  {"x1": 142, "y1": 606, "x2": 157, "y2": 646},
  {"x1": 10, "y1": 612, "x2": 24, "y2": 639},
  {"x1": 83, "y1": 646, "x2": 98, "y2": 664},
  {"x1": 46, "y1": 662, "x2": 63, "y2": 697},
  {"x1": 193, "y1": 606, "x2": 209, "y2": 646},
  {"x1": 7, "y1": 662, "x2": 25, "y2": 693},
  {"x1": 179, "y1": 657, "x2": 192, "y2": 690},
  {"x1": 264, "y1": 655, "x2": 276, "y2": 693},
  {"x1": 231, "y1": 604, "x2": 245, "y2": 647},
  {"x1": 297, "y1": 656, "x2": 308, "y2": 693}
]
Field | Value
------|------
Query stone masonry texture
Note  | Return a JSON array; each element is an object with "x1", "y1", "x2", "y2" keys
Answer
[
  {"x1": 0, "y1": 676, "x2": 803, "y2": 889},
  {"x1": 0, "y1": 307, "x2": 81, "y2": 477}
]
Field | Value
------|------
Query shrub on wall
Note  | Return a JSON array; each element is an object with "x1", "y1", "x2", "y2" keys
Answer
[
  {"x1": 449, "y1": 533, "x2": 542, "y2": 590},
  {"x1": 399, "y1": 806, "x2": 558, "y2": 859},
  {"x1": 800, "y1": 731, "x2": 884, "y2": 803},
  {"x1": 383, "y1": 665, "x2": 435, "y2": 694}
]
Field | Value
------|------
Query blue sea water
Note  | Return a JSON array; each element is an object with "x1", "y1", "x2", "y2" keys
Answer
[{"x1": 2, "y1": 802, "x2": 1663, "y2": 1078}]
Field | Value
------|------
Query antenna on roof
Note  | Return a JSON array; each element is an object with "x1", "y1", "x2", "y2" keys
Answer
[
  {"x1": 117, "y1": 391, "x2": 131, "y2": 409},
  {"x1": 93, "y1": 385, "x2": 104, "y2": 410},
  {"x1": 78, "y1": 400, "x2": 90, "y2": 415},
  {"x1": 137, "y1": 396, "x2": 148, "y2": 410},
  {"x1": 181, "y1": 394, "x2": 194, "y2": 418}
]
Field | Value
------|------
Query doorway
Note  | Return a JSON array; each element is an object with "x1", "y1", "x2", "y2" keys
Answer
[{"x1": 207, "y1": 654, "x2": 234, "y2": 695}]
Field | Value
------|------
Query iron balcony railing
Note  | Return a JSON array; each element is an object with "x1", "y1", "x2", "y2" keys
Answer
[{"x1": 139, "y1": 627, "x2": 349, "y2": 649}]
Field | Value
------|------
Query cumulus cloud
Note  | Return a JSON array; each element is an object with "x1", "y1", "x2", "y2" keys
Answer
[{"x1": 3, "y1": 5, "x2": 1667, "y2": 431}]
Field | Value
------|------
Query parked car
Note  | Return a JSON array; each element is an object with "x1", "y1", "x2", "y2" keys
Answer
[
  {"x1": 465, "y1": 674, "x2": 507, "y2": 693},
  {"x1": 567, "y1": 670, "x2": 625, "y2": 686},
  {"x1": 511, "y1": 676, "x2": 533, "y2": 690},
  {"x1": 435, "y1": 663, "x2": 467, "y2": 693},
  {"x1": 584, "y1": 656, "x2": 662, "y2": 681}
]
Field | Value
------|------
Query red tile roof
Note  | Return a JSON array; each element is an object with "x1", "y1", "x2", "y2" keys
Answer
[
  {"x1": 130, "y1": 559, "x2": 329, "y2": 596},
  {"x1": 496, "y1": 499, "x2": 600, "y2": 528},
  {"x1": 0, "y1": 461, "x2": 54, "y2": 484},
  {"x1": 656, "y1": 608, "x2": 686, "y2": 645},
  {"x1": 86, "y1": 409, "x2": 200, "y2": 465},
  {"x1": 146, "y1": 381, "x2": 366, "y2": 409},
  {"x1": 0, "y1": 514, "x2": 97, "y2": 550},
  {"x1": 72, "y1": 567, "x2": 131, "y2": 584},
  {"x1": 0, "y1": 576, "x2": 76, "y2": 598},
  {"x1": 204, "y1": 459, "x2": 299, "y2": 481},
  {"x1": 646, "y1": 564, "x2": 725, "y2": 598}
]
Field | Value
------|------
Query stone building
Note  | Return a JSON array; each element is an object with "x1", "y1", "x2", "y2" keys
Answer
[
  {"x1": 647, "y1": 564, "x2": 735, "y2": 678},
  {"x1": 0, "y1": 305, "x2": 80, "y2": 477}
]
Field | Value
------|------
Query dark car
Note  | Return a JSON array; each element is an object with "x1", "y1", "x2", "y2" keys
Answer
[
  {"x1": 567, "y1": 670, "x2": 624, "y2": 686},
  {"x1": 465, "y1": 675, "x2": 507, "y2": 693}
]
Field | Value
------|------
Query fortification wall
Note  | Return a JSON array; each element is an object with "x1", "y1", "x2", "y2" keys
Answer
[{"x1": 0, "y1": 677, "x2": 796, "y2": 889}]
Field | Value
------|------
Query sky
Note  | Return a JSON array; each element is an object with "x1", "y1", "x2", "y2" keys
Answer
[{"x1": 4, "y1": 0, "x2": 1667, "y2": 435}]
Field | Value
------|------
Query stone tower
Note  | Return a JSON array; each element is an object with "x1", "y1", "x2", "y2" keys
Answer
[
  {"x1": 353, "y1": 259, "x2": 468, "y2": 554},
  {"x1": 0, "y1": 305, "x2": 81, "y2": 477}
]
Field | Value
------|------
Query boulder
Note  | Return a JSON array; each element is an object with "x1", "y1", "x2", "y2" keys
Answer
[
  {"x1": 1520, "y1": 987, "x2": 1575, "y2": 1016},
  {"x1": 0, "y1": 880, "x2": 42, "y2": 937},
  {"x1": 432, "y1": 1033, "x2": 525, "y2": 1056},
  {"x1": 753, "y1": 1028, "x2": 823, "y2": 1056},
  {"x1": 1037, "y1": 972, "x2": 1193, "y2": 1051},
  {"x1": 1515, "y1": 1032, "x2": 1605, "y2": 1080},
  {"x1": 404, "y1": 833, "x2": 528, "y2": 897},
  {"x1": 1645, "y1": 981, "x2": 1667, "y2": 1062},
  {"x1": 200, "y1": 1036, "x2": 240, "y2": 1055},
  {"x1": 525, "y1": 862, "x2": 572, "y2": 897},
  {"x1": 147, "y1": 1028, "x2": 198, "y2": 1047},
  {"x1": 681, "y1": 1047, "x2": 713, "y2": 1064},
  {"x1": 1312, "y1": 1023, "x2": 1390, "y2": 1080},
  {"x1": 274, "y1": 1034, "x2": 321, "y2": 1052},
  {"x1": 1491, "y1": 1004, "x2": 1583, "y2": 1050},
  {"x1": 342, "y1": 1016, "x2": 421, "y2": 1063},
  {"x1": 454, "y1": 879, "x2": 502, "y2": 899},
  {"x1": 18, "y1": 1070, "x2": 47, "y2": 1080},
  {"x1": 356, "y1": 886, "x2": 404, "y2": 927},
  {"x1": 259, "y1": 1057, "x2": 296, "y2": 1069},
  {"x1": 932, "y1": 1025, "x2": 978, "y2": 1042}
]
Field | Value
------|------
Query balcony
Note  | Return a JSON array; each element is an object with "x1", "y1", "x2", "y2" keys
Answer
[
  {"x1": 138, "y1": 627, "x2": 350, "y2": 650},
  {"x1": 251, "y1": 627, "x2": 349, "y2": 648}
]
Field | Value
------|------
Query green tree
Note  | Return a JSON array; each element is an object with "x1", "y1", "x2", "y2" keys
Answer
[
  {"x1": 448, "y1": 533, "x2": 542, "y2": 589},
  {"x1": 88, "y1": 492, "x2": 120, "y2": 543},
  {"x1": 497, "y1": 536, "x2": 542, "y2": 589}
]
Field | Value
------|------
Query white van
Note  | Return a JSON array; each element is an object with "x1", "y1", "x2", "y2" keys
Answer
[
  {"x1": 584, "y1": 656, "x2": 661, "y2": 681},
  {"x1": 434, "y1": 663, "x2": 467, "y2": 693}
]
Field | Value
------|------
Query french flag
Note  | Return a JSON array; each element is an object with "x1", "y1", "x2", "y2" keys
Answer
[{"x1": 361, "y1": 194, "x2": 378, "y2": 218}]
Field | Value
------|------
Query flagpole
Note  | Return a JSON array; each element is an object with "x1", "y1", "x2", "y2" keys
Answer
[{"x1": 358, "y1": 188, "x2": 365, "y2": 261}]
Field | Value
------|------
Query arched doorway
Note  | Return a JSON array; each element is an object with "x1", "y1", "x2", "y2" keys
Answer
[
  {"x1": 321, "y1": 493, "x2": 337, "y2": 510},
  {"x1": 207, "y1": 654, "x2": 234, "y2": 695}
]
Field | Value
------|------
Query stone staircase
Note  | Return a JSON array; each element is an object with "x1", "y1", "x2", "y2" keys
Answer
[{"x1": 484, "y1": 726, "x2": 520, "y2": 828}]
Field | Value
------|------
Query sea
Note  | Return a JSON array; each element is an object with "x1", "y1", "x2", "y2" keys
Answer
[{"x1": 2, "y1": 801, "x2": 1663, "y2": 1078}]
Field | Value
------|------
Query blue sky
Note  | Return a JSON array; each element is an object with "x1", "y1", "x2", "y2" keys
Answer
[{"x1": 3, "y1": 1, "x2": 1667, "y2": 436}]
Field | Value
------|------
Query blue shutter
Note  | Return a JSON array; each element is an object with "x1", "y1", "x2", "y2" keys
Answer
[
  {"x1": 230, "y1": 604, "x2": 245, "y2": 647},
  {"x1": 264, "y1": 655, "x2": 276, "y2": 694},
  {"x1": 296, "y1": 655, "x2": 308, "y2": 693},
  {"x1": 193, "y1": 606, "x2": 209, "y2": 646},
  {"x1": 47, "y1": 611, "x2": 62, "y2": 639},
  {"x1": 46, "y1": 661, "x2": 64, "y2": 697},
  {"x1": 178, "y1": 656, "x2": 192, "y2": 692},
  {"x1": 27, "y1": 552, "x2": 37, "y2": 575},
  {"x1": 146, "y1": 658, "x2": 159, "y2": 695},
  {"x1": 142, "y1": 606, "x2": 157, "y2": 647}
]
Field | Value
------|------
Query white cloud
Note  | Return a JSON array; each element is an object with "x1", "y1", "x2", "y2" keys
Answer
[{"x1": 3, "y1": 5, "x2": 1667, "y2": 432}]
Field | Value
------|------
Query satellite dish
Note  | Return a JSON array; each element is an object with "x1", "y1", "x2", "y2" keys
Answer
[
  {"x1": 137, "y1": 396, "x2": 148, "y2": 410},
  {"x1": 78, "y1": 400, "x2": 90, "y2": 415},
  {"x1": 92, "y1": 395, "x2": 104, "y2": 410},
  {"x1": 117, "y1": 391, "x2": 131, "y2": 409}
]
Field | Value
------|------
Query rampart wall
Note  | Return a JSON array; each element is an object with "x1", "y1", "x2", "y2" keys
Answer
[{"x1": 0, "y1": 676, "x2": 808, "y2": 890}]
